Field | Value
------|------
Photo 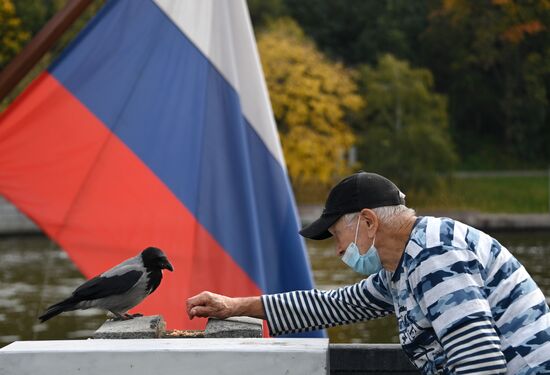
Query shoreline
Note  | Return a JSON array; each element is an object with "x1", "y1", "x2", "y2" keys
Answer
[
  {"x1": 298, "y1": 205, "x2": 550, "y2": 233},
  {"x1": 1, "y1": 198, "x2": 549, "y2": 236}
]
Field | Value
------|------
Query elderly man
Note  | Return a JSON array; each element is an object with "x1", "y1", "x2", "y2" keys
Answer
[{"x1": 187, "y1": 172, "x2": 550, "y2": 374}]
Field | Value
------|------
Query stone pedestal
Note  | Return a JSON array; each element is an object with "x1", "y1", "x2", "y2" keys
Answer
[
  {"x1": 93, "y1": 315, "x2": 165, "y2": 339},
  {"x1": 205, "y1": 316, "x2": 263, "y2": 338}
]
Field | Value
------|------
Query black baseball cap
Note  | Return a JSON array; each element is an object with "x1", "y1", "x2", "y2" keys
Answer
[{"x1": 299, "y1": 172, "x2": 405, "y2": 240}]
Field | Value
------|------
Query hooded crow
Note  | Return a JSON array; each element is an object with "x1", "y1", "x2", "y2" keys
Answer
[{"x1": 38, "y1": 246, "x2": 173, "y2": 323}]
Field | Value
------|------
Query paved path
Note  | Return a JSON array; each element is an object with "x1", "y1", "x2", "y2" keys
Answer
[{"x1": 0, "y1": 197, "x2": 38, "y2": 235}]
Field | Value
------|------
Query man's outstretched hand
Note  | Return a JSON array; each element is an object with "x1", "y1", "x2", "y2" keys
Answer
[
  {"x1": 186, "y1": 291, "x2": 265, "y2": 320},
  {"x1": 186, "y1": 291, "x2": 234, "y2": 320}
]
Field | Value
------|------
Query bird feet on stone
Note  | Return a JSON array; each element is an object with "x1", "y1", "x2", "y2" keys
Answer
[
  {"x1": 110, "y1": 312, "x2": 142, "y2": 321},
  {"x1": 111, "y1": 315, "x2": 130, "y2": 321}
]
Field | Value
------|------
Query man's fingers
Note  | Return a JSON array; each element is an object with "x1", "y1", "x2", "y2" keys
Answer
[
  {"x1": 189, "y1": 305, "x2": 213, "y2": 319},
  {"x1": 186, "y1": 291, "x2": 234, "y2": 320},
  {"x1": 187, "y1": 292, "x2": 213, "y2": 311},
  {"x1": 187, "y1": 291, "x2": 218, "y2": 319},
  {"x1": 187, "y1": 291, "x2": 211, "y2": 306}
]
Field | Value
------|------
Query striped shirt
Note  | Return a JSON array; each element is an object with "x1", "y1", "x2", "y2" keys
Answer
[{"x1": 261, "y1": 216, "x2": 550, "y2": 374}]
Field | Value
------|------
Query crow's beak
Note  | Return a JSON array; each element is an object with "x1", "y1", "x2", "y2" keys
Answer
[{"x1": 161, "y1": 260, "x2": 174, "y2": 272}]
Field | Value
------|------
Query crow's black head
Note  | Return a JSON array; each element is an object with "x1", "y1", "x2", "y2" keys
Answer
[{"x1": 141, "y1": 247, "x2": 174, "y2": 272}]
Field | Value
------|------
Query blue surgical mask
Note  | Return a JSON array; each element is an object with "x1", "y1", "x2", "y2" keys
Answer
[{"x1": 341, "y1": 216, "x2": 383, "y2": 275}]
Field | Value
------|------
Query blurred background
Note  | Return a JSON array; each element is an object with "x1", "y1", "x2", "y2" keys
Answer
[{"x1": 1, "y1": 0, "x2": 549, "y2": 346}]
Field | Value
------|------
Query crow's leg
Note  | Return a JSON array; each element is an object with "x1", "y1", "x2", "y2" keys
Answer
[
  {"x1": 110, "y1": 312, "x2": 133, "y2": 321},
  {"x1": 121, "y1": 313, "x2": 144, "y2": 319}
]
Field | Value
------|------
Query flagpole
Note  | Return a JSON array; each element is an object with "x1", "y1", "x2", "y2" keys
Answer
[{"x1": 0, "y1": 0, "x2": 94, "y2": 102}]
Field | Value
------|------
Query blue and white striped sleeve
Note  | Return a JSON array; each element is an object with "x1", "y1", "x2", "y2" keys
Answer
[
  {"x1": 261, "y1": 273, "x2": 394, "y2": 336},
  {"x1": 409, "y1": 245, "x2": 507, "y2": 374}
]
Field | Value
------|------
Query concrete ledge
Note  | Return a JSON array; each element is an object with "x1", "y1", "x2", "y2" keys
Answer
[
  {"x1": 205, "y1": 316, "x2": 263, "y2": 338},
  {"x1": 329, "y1": 344, "x2": 419, "y2": 374},
  {"x1": 93, "y1": 315, "x2": 165, "y2": 339},
  {"x1": 0, "y1": 338, "x2": 329, "y2": 375}
]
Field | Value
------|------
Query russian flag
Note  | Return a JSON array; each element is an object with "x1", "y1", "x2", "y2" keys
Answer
[{"x1": 0, "y1": 0, "x2": 323, "y2": 337}]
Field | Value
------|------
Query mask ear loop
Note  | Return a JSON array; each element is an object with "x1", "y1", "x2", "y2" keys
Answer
[{"x1": 354, "y1": 215, "x2": 361, "y2": 243}]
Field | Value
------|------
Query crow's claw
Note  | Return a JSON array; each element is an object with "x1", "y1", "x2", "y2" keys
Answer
[{"x1": 110, "y1": 313, "x2": 134, "y2": 321}]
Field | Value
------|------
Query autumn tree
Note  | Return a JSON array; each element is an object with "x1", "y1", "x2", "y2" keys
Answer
[
  {"x1": 357, "y1": 54, "x2": 458, "y2": 192},
  {"x1": 257, "y1": 18, "x2": 363, "y2": 190}
]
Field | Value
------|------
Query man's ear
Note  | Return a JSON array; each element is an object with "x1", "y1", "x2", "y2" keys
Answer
[{"x1": 360, "y1": 208, "x2": 378, "y2": 234}]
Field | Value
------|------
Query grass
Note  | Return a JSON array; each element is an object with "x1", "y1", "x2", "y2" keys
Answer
[
  {"x1": 410, "y1": 175, "x2": 550, "y2": 213},
  {"x1": 295, "y1": 175, "x2": 550, "y2": 214}
]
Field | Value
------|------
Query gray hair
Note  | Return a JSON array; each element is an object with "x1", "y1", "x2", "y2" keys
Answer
[{"x1": 342, "y1": 205, "x2": 416, "y2": 229}]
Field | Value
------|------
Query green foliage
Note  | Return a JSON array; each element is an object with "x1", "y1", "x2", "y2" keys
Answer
[
  {"x1": 50, "y1": 0, "x2": 106, "y2": 55},
  {"x1": 411, "y1": 175, "x2": 550, "y2": 213},
  {"x1": 283, "y1": 0, "x2": 428, "y2": 65},
  {"x1": 12, "y1": 0, "x2": 62, "y2": 36},
  {"x1": 257, "y1": 18, "x2": 363, "y2": 188},
  {"x1": 356, "y1": 54, "x2": 458, "y2": 193},
  {"x1": 421, "y1": 0, "x2": 550, "y2": 169},
  {"x1": 246, "y1": 0, "x2": 289, "y2": 30}
]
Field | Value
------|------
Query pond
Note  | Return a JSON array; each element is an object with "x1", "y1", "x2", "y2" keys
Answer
[{"x1": 0, "y1": 230, "x2": 549, "y2": 347}]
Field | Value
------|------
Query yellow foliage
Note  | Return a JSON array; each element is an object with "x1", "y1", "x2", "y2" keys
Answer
[
  {"x1": 0, "y1": 0, "x2": 30, "y2": 67},
  {"x1": 257, "y1": 18, "x2": 363, "y2": 187}
]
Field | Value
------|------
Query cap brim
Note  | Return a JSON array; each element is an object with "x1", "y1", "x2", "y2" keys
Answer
[{"x1": 299, "y1": 213, "x2": 341, "y2": 240}]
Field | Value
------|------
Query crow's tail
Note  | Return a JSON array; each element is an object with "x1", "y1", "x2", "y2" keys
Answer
[{"x1": 38, "y1": 298, "x2": 77, "y2": 323}]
